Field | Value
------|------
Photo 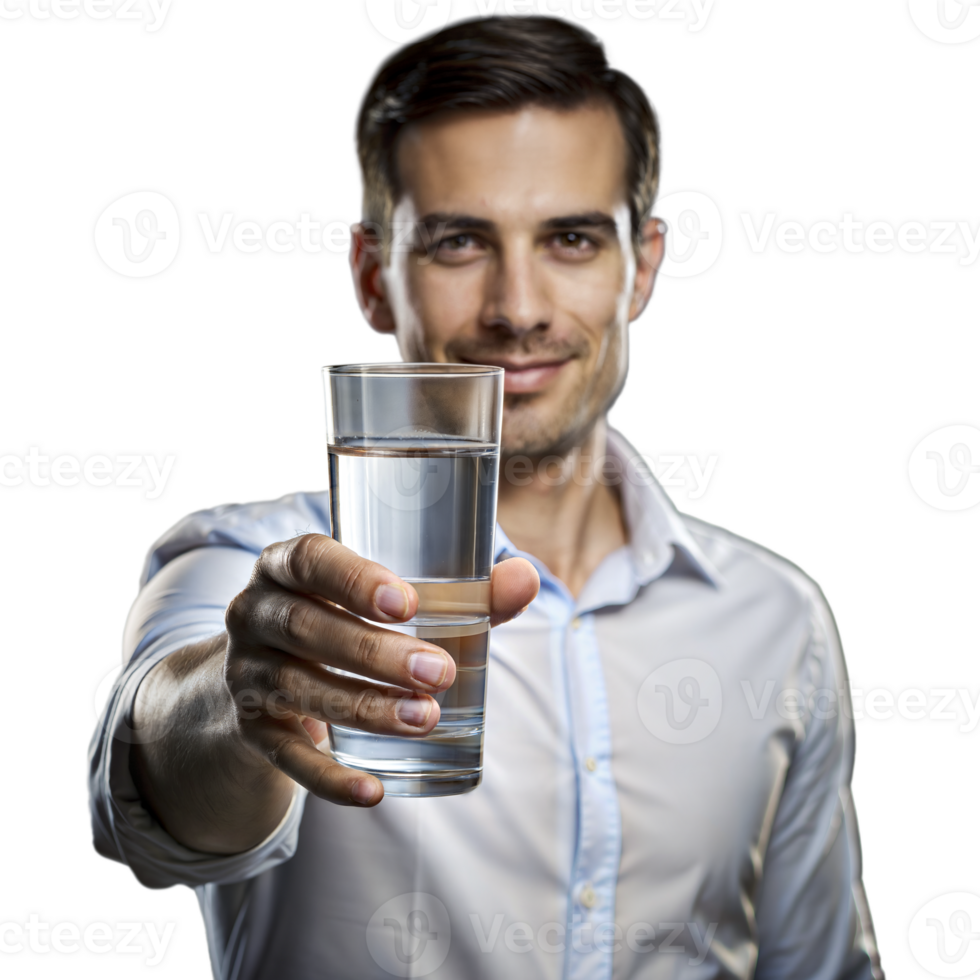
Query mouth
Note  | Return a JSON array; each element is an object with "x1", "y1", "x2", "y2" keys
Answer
[{"x1": 458, "y1": 356, "x2": 572, "y2": 394}]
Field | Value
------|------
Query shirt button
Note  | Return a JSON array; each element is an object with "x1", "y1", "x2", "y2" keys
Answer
[
  {"x1": 571, "y1": 617, "x2": 582, "y2": 630},
  {"x1": 584, "y1": 756, "x2": 597, "y2": 772},
  {"x1": 579, "y1": 883, "x2": 597, "y2": 909}
]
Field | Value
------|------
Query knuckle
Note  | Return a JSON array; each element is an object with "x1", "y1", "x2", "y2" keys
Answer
[
  {"x1": 350, "y1": 688, "x2": 384, "y2": 727},
  {"x1": 232, "y1": 709, "x2": 257, "y2": 744},
  {"x1": 255, "y1": 542, "x2": 283, "y2": 582},
  {"x1": 222, "y1": 649, "x2": 240, "y2": 690},
  {"x1": 283, "y1": 533, "x2": 327, "y2": 589},
  {"x1": 321, "y1": 686, "x2": 350, "y2": 723},
  {"x1": 316, "y1": 758, "x2": 352, "y2": 800},
  {"x1": 222, "y1": 639, "x2": 255, "y2": 695},
  {"x1": 267, "y1": 659, "x2": 290, "y2": 700},
  {"x1": 228, "y1": 649, "x2": 283, "y2": 713},
  {"x1": 336, "y1": 553, "x2": 371, "y2": 608},
  {"x1": 352, "y1": 627, "x2": 386, "y2": 677},
  {"x1": 310, "y1": 759, "x2": 341, "y2": 801},
  {"x1": 224, "y1": 590, "x2": 252, "y2": 636},
  {"x1": 293, "y1": 676, "x2": 321, "y2": 718},
  {"x1": 279, "y1": 596, "x2": 318, "y2": 648}
]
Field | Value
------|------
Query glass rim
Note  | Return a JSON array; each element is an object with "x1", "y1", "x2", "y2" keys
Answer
[{"x1": 323, "y1": 362, "x2": 503, "y2": 378}]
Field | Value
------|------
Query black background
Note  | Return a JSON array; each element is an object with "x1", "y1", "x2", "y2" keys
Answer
[{"x1": 0, "y1": 0, "x2": 980, "y2": 978}]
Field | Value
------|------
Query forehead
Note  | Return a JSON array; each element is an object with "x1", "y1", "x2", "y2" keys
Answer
[{"x1": 394, "y1": 103, "x2": 629, "y2": 221}]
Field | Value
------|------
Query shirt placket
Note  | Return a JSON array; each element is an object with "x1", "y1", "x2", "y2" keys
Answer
[{"x1": 562, "y1": 607, "x2": 622, "y2": 980}]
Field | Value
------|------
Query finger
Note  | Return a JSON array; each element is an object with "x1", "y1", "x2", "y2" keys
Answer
[
  {"x1": 489, "y1": 558, "x2": 539, "y2": 627},
  {"x1": 300, "y1": 715, "x2": 328, "y2": 746},
  {"x1": 242, "y1": 713, "x2": 384, "y2": 806},
  {"x1": 255, "y1": 533, "x2": 419, "y2": 624},
  {"x1": 230, "y1": 650, "x2": 443, "y2": 735},
  {"x1": 228, "y1": 587, "x2": 456, "y2": 693}
]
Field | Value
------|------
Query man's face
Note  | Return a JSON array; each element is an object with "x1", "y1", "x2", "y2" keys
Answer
[{"x1": 354, "y1": 103, "x2": 663, "y2": 457}]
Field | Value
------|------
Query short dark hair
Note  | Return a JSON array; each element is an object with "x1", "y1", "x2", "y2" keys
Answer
[{"x1": 356, "y1": 15, "x2": 660, "y2": 253}]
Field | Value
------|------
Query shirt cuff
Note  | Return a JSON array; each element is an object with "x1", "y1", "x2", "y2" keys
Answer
[{"x1": 90, "y1": 632, "x2": 308, "y2": 889}]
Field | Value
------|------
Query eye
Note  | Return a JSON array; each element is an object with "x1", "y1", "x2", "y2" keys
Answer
[
  {"x1": 430, "y1": 232, "x2": 487, "y2": 265},
  {"x1": 436, "y1": 233, "x2": 480, "y2": 252},
  {"x1": 550, "y1": 231, "x2": 599, "y2": 257}
]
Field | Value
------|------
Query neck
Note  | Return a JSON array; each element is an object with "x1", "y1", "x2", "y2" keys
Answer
[{"x1": 496, "y1": 419, "x2": 628, "y2": 598}]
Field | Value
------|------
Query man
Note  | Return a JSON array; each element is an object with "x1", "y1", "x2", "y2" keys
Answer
[{"x1": 90, "y1": 15, "x2": 882, "y2": 979}]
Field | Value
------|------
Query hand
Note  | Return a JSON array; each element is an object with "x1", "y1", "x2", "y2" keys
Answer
[{"x1": 223, "y1": 534, "x2": 538, "y2": 808}]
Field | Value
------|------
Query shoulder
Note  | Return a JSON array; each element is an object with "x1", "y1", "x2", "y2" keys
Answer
[
  {"x1": 679, "y1": 513, "x2": 838, "y2": 640},
  {"x1": 678, "y1": 515, "x2": 852, "y2": 724},
  {"x1": 140, "y1": 490, "x2": 331, "y2": 586}
]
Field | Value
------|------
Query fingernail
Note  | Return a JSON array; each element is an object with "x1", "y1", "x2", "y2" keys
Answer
[
  {"x1": 409, "y1": 651, "x2": 450, "y2": 687},
  {"x1": 375, "y1": 583, "x2": 409, "y2": 618},
  {"x1": 396, "y1": 697, "x2": 431, "y2": 728},
  {"x1": 351, "y1": 778, "x2": 378, "y2": 805}
]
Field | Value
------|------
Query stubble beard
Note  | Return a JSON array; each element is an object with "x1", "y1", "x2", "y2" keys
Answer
[
  {"x1": 500, "y1": 367, "x2": 628, "y2": 461},
  {"x1": 502, "y1": 394, "x2": 591, "y2": 460},
  {"x1": 441, "y1": 328, "x2": 629, "y2": 460}
]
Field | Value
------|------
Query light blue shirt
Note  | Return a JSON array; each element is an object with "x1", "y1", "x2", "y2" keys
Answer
[{"x1": 89, "y1": 429, "x2": 882, "y2": 979}]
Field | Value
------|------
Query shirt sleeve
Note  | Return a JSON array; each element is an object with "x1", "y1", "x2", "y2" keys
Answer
[
  {"x1": 87, "y1": 544, "x2": 309, "y2": 889},
  {"x1": 753, "y1": 590, "x2": 883, "y2": 979}
]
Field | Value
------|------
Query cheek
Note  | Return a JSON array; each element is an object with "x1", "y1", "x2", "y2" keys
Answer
[
  {"x1": 409, "y1": 263, "x2": 487, "y2": 351},
  {"x1": 552, "y1": 262, "x2": 626, "y2": 346}
]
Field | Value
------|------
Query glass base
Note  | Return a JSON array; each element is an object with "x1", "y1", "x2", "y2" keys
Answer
[
  {"x1": 329, "y1": 724, "x2": 484, "y2": 798},
  {"x1": 355, "y1": 767, "x2": 482, "y2": 798}
]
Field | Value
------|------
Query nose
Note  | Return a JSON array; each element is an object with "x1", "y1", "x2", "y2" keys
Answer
[{"x1": 479, "y1": 239, "x2": 552, "y2": 339}]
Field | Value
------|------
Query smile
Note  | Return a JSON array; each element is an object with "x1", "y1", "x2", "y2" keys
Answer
[{"x1": 460, "y1": 357, "x2": 571, "y2": 394}]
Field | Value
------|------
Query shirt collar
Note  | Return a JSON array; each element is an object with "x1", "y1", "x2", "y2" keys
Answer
[
  {"x1": 606, "y1": 427, "x2": 722, "y2": 589},
  {"x1": 493, "y1": 426, "x2": 722, "y2": 599}
]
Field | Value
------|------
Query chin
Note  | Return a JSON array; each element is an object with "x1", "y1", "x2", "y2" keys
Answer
[{"x1": 501, "y1": 403, "x2": 595, "y2": 458}]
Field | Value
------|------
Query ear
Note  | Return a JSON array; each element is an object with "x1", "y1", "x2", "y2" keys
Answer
[
  {"x1": 628, "y1": 217, "x2": 666, "y2": 322},
  {"x1": 349, "y1": 223, "x2": 396, "y2": 334}
]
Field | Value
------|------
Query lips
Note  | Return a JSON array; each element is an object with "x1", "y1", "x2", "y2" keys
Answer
[{"x1": 460, "y1": 357, "x2": 571, "y2": 394}]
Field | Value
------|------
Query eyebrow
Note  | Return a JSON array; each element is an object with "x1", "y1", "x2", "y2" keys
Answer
[
  {"x1": 417, "y1": 211, "x2": 619, "y2": 236},
  {"x1": 542, "y1": 212, "x2": 618, "y2": 233},
  {"x1": 417, "y1": 213, "x2": 494, "y2": 234}
]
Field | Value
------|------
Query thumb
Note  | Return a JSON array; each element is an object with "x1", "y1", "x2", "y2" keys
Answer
[{"x1": 489, "y1": 558, "x2": 539, "y2": 627}]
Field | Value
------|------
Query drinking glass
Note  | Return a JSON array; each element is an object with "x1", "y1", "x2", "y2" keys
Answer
[{"x1": 322, "y1": 363, "x2": 504, "y2": 796}]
